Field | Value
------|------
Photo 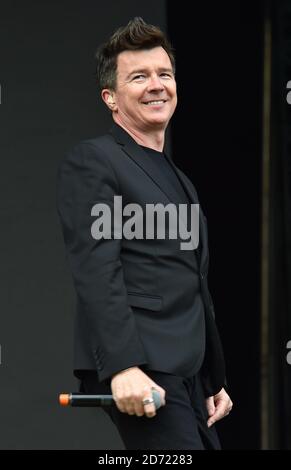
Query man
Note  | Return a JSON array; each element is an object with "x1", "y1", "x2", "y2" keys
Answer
[{"x1": 57, "y1": 17, "x2": 232, "y2": 450}]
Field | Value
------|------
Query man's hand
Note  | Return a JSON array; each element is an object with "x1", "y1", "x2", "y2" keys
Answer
[
  {"x1": 111, "y1": 366, "x2": 166, "y2": 418},
  {"x1": 205, "y1": 387, "x2": 233, "y2": 427}
]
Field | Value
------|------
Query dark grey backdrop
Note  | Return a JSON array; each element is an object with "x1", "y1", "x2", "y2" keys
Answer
[{"x1": 0, "y1": 0, "x2": 167, "y2": 450}]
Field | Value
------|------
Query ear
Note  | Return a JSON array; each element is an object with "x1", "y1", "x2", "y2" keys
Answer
[{"x1": 101, "y1": 89, "x2": 117, "y2": 111}]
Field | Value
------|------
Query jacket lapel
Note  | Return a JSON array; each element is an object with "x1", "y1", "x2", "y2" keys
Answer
[
  {"x1": 110, "y1": 124, "x2": 182, "y2": 205},
  {"x1": 164, "y1": 154, "x2": 209, "y2": 271}
]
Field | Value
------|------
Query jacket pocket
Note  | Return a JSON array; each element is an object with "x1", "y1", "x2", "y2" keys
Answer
[{"x1": 127, "y1": 292, "x2": 162, "y2": 311}]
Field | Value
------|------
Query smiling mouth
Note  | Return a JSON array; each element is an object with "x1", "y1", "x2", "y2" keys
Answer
[{"x1": 143, "y1": 100, "x2": 166, "y2": 105}]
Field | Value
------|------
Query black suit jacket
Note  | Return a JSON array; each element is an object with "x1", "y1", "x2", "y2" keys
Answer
[{"x1": 57, "y1": 123, "x2": 225, "y2": 396}]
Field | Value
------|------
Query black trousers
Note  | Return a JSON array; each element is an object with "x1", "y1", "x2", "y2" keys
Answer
[{"x1": 82, "y1": 370, "x2": 221, "y2": 450}]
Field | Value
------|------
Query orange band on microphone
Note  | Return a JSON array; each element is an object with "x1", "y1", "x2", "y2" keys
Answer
[{"x1": 59, "y1": 394, "x2": 70, "y2": 406}]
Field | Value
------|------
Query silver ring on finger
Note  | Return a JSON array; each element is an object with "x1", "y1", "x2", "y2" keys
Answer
[{"x1": 142, "y1": 397, "x2": 154, "y2": 406}]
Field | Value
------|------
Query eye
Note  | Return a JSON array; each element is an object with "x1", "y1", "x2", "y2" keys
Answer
[{"x1": 132, "y1": 74, "x2": 146, "y2": 81}]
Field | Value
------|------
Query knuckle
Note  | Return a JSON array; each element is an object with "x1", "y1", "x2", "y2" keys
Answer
[
  {"x1": 123, "y1": 393, "x2": 132, "y2": 400},
  {"x1": 131, "y1": 393, "x2": 141, "y2": 401},
  {"x1": 143, "y1": 385, "x2": 152, "y2": 395}
]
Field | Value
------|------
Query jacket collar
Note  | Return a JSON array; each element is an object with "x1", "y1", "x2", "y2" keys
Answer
[{"x1": 109, "y1": 123, "x2": 197, "y2": 204}]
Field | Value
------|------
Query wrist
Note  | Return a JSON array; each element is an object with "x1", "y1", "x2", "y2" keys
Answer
[{"x1": 112, "y1": 366, "x2": 138, "y2": 378}]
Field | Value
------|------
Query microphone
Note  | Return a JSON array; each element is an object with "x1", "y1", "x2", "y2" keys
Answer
[
  {"x1": 59, "y1": 393, "x2": 114, "y2": 407},
  {"x1": 59, "y1": 389, "x2": 163, "y2": 409}
]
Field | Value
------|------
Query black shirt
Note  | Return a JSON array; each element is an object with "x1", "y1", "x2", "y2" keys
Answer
[{"x1": 140, "y1": 146, "x2": 189, "y2": 206}]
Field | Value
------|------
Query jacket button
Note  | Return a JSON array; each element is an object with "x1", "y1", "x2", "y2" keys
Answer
[{"x1": 200, "y1": 272, "x2": 204, "y2": 279}]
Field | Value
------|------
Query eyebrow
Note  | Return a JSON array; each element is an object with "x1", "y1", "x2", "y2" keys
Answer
[{"x1": 126, "y1": 68, "x2": 174, "y2": 80}]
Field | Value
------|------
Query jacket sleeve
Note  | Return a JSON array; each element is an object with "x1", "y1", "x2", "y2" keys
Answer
[
  {"x1": 199, "y1": 277, "x2": 227, "y2": 397},
  {"x1": 198, "y1": 215, "x2": 227, "y2": 397},
  {"x1": 57, "y1": 141, "x2": 148, "y2": 382}
]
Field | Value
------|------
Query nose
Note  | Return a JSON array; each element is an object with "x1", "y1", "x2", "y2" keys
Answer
[{"x1": 147, "y1": 74, "x2": 165, "y2": 92}]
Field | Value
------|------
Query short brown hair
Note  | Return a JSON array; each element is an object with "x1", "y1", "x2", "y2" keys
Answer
[{"x1": 95, "y1": 17, "x2": 175, "y2": 90}]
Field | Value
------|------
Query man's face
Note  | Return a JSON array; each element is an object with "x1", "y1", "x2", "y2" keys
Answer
[{"x1": 106, "y1": 46, "x2": 177, "y2": 132}]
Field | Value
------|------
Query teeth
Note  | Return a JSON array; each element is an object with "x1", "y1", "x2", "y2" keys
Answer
[{"x1": 146, "y1": 100, "x2": 164, "y2": 105}]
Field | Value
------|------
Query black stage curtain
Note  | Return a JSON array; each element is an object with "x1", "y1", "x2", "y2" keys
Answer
[
  {"x1": 269, "y1": 0, "x2": 291, "y2": 450},
  {"x1": 167, "y1": 0, "x2": 263, "y2": 449}
]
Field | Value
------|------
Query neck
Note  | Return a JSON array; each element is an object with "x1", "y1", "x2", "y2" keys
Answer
[{"x1": 113, "y1": 115, "x2": 165, "y2": 152}]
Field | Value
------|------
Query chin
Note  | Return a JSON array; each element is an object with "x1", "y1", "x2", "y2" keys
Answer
[
  {"x1": 147, "y1": 120, "x2": 167, "y2": 129},
  {"x1": 148, "y1": 115, "x2": 169, "y2": 125}
]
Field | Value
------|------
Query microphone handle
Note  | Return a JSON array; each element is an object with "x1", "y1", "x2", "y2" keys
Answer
[
  {"x1": 59, "y1": 389, "x2": 162, "y2": 409},
  {"x1": 69, "y1": 394, "x2": 114, "y2": 407}
]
